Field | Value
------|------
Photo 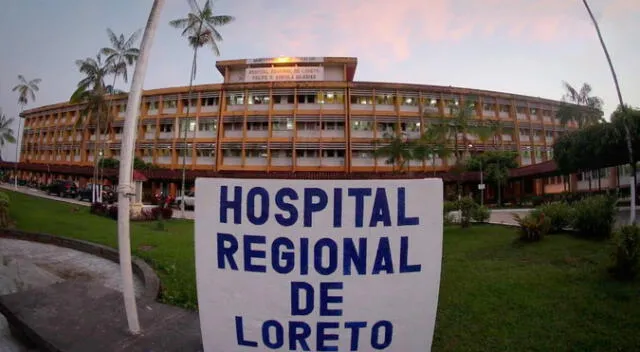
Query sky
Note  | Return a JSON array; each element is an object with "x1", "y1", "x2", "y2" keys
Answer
[{"x1": 0, "y1": 0, "x2": 638, "y2": 161}]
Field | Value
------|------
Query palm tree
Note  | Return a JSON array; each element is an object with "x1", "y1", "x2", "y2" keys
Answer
[
  {"x1": 413, "y1": 122, "x2": 450, "y2": 176},
  {"x1": 170, "y1": 0, "x2": 235, "y2": 217},
  {"x1": 582, "y1": 0, "x2": 635, "y2": 224},
  {"x1": 556, "y1": 81, "x2": 604, "y2": 128},
  {"x1": 373, "y1": 131, "x2": 414, "y2": 173},
  {"x1": 0, "y1": 110, "x2": 16, "y2": 161},
  {"x1": 11, "y1": 75, "x2": 41, "y2": 188},
  {"x1": 71, "y1": 54, "x2": 117, "y2": 200},
  {"x1": 99, "y1": 28, "x2": 141, "y2": 184}
]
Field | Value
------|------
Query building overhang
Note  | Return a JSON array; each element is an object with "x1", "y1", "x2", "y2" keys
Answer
[{"x1": 215, "y1": 57, "x2": 358, "y2": 82}]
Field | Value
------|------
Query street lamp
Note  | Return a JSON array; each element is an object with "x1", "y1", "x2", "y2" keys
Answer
[{"x1": 469, "y1": 143, "x2": 484, "y2": 206}]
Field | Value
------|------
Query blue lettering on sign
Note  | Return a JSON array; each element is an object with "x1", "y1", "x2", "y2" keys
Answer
[
  {"x1": 218, "y1": 186, "x2": 420, "y2": 228},
  {"x1": 216, "y1": 184, "x2": 427, "y2": 350}
]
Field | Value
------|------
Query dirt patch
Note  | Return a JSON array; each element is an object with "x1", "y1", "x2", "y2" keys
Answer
[
  {"x1": 138, "y1": 244, "x2": 156, "y2": 252},
  {"x1": 35, "y1": 263, "x2": 94, "y2": 281}
]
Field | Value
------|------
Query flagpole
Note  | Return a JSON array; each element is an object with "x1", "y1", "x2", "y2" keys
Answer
[{"x1": 117, "y1": 0, "x2": 165, "y2": 334}]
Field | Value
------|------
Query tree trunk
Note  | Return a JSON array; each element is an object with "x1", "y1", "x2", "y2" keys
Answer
[
  {"x1": 597, "y1": 169, "x2": 602, "y2": 191},
  {"x1": 180, "y1": 37, "x2": 201, "y2": 218},
  {"x1": 497, "y1": 179, "x2": 502, "y2": 206},
  {"x1": 583, "y1": 0, "x2": 634, "y2": 223},
  {"x1": 99, "y1": 74, "x2": 119, "y2": 186}
]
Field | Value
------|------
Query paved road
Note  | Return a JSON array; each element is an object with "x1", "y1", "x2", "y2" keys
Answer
[{"x1": 0, "y1": 238, "x2": 145, "y2": 351}]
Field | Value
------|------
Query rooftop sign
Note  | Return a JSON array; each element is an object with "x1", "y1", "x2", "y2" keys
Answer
[
  {"x1": 246, "y1": 57, "x2": 325, "y2": 65},
  {"x1": 195, "y1": 178, "x2": 443, "y2": 351},
  {"x1": 245, "y1": 66, "x2": 324, "y2": 83}
]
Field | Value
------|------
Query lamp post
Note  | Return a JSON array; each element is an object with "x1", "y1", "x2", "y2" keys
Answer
[{"x1": 469, "y1": 143, "x2": 484, "y2": 206}]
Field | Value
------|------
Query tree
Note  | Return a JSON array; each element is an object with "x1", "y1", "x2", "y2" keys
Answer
[
  {"x1": 0, "y1": 110, "x2": 16, "y2": 160},
  {"x1": 556, "y1": 81, "x2": 604, "y2": 128},
  {"x1": 99, "y1": 28, "x2": 142, "y2": 184},
  {"x1": 11, "y1": 75, "x2": 41, "y2": 187},
  {"x1": 71, "y1": 54, "x2": 118, "y2": 199},
  {"x1": 466, "y1": 150, "x2": 519, "y2": 205},
  {"x1": 170, "y1": 0, "x2": 235, "y2": 217},
  {"x1": 412, "y1": 122, "x2": 450, "y2": 176},
  {"x1": 373, "y1": 131, "x2": 414, "y2": 173},
  {"x1": 582, "y1": 0, "x2": 635, "y2": 223}
]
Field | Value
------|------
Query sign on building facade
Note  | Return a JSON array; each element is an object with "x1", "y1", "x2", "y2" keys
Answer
[{"x1": 244, "y1": 66, "x2": 324, "y2": 83}]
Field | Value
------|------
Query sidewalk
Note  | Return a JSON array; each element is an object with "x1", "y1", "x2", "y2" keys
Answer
[{"x1": 0, "y1": 184, "x2": 196, "y2": 220}]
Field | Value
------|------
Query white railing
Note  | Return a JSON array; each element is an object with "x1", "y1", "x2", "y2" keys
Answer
[
  {"x1": 222, "y1": 156, "x2": 242, "y2": 165},
  {"x1": 297, "y1": 130, "x2": 321, "y2": 138},
  {"x1": 321, "y1": 104, "x2": 343, "y2": 111},
  {"x1": 201, "y1": 105, "x2": 218, "y2": 113},
  {"x1": 246, "y1": 130, "x2": 269, "y2": 138},
  {"x1": 271, "y1": 158, "x2": 292, "y2": 166},
  {"x1": 224, "y1": 130, "x2": 243, "y2": 138},
  {"x1": 247, "y1": 104, "x2": 269, "y2": 111},
  {"x1": 272, "y1": 130, "x2": 293, "y2": 138},
  {"x1": 159, "y1": 132, "x2": 174, "y2": 139},
  {"x1": 163, "y1": 107, "x2": 177, "y2": 114},
  {"x1": 351, "y1": 158, "x2": 375, "y2": 166},
  {"x1": 298, "y1": 103, "x2": 321, "y2": 110},
  {"x1": 322, "y1": 130, "x2": 344, "y2": 138},
  {"x1": 245, "y1": 157, "x2": 268, "y2": 166},
  {"x1": 400, "y1": 106, "x2": 419, "y2": 113},
  {"x1": 375, "y1": 105, "x2": 395, "y2": 112},
  {"x1": 195, "y1": 131, "x2": 216, "y2": 139},
  {"x1": 351, "y1": 130, "x2": 374, "y2": 138},
  {"x1": 273, "y1": 104, "x2": 294, "y2": 111},
  {"x1": 296, "y1": 157, "x2": 321, "y2": 166},
  {"x1": 321, "y1": 158, "x2": 345, "y2": 167},
  {"x1": 499, "y1": 112, "x2": 509, "y2": 119},
  {"x1": 156, "y1": 156, "x2": 172, "y2": 164},
  {"x1": 351, "y1": 104, "x2": 374, "y2": 111},
  {"x1": 197, "y1": 157, "x2": 215, "y2": 165}
]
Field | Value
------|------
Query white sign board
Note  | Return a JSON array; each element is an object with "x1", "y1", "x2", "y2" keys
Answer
[
  {"x1": 247, "y1": 57, "x2": 324, "y2": 64},
  {"x1": 245, "y1": 66, "x2": 324, "y2": 83},
  {"x1": 195, "y1": 178, "x2": 443, "y2": 351}
]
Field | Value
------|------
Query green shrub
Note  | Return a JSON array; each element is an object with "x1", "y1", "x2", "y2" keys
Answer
[
  {"x1": 571, "y1": 195, "x2": 617, "y2": 239},
  {"x1": 533, "y1": 201, "x2": 573, "y2": 233},
  {"x1": 457, "y1": 196, "x2": 477, "y2": 228},
  {"x1": 471, "y1": 205, "x2": 491, "y2": 223},
  {"x1": 609, "y1": 225, "x2": 640, "y2": 281},
  {"x1": 0, "y1": 192, "x2": 10, "y2": 228},
  {"x1": 443, "y1": 200, "x2": 459, "y2": 226},
  {"x1": 513, "y1": 212, "x2": 550, "y2": 242}
]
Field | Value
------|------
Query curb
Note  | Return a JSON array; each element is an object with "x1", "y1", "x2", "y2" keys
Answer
[{"x1": 0, "y1": 229, "x2": 160, "y2": 303}]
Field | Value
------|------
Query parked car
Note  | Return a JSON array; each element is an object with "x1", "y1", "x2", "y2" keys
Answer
[
  {"x1": 176, "y1": 191, "x2": 195, "y2": 210},
  {"x1": 46, "y1": 180, "x2": 78, "y2": 198},
  {"x1": 78, "y1": 184, "x2": 117, "y2": 204}
]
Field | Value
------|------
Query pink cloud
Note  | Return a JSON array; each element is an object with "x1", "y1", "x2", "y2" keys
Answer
[{"x1": 248, "y1": 0, "x2": 638, "y2": 67}]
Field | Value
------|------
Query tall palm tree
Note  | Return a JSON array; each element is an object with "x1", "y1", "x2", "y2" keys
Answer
[
  {"x1": 373, "y1": 131, "x2": 414, "y2": 173},
  {"x1": 582, "y1": 0, "x2": 635, "y2": 224},
  {"x1": 0, "y1": 110, "x2": 16, "y2": 161},
  {"x1": 99, "y1": 28, "x2": 141, "y2": 184},
  {"x1": 11, "y1": 75, "x2": 41, "y2": 187},
  {"x1": 413, "y1": 122, "x2": 450, "y2": 176},
  {"x1": 170, "y1": 0, "x2": 235, "y2": 217},
  {"x1": 71, "y1": 54, "x2": 117, "y2": 200},
  {"x1": 556, "y1": 81, "x2": 604, "y2": 128}
]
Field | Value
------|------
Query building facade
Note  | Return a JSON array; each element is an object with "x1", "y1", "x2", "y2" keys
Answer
[{"x1": 19, "y1": 56, "x2": 579, "y2": 179}]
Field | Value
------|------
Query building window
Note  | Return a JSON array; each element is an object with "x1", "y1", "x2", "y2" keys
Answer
[
  {"x1": 319, "y1": 91, "x2": 344, "y2": 104},
  {"x1": 247, "y1": 122, "x2": 269, "y2": 131},
  {"x1": 272, "y1": 118, "x2": 293, "y2": 130},
  {"x1": 226, "y1": 93, "x2": 245, "y2": 105},
  {"x1": 223, "y1": 149, "x2": 241, "y2": 157},
  {"x1": 296, "y1": 150, "x2": 319, "y2": 158},
  {"x1": 164, "y1": 100, "x2": 177, "y2": 109},
  {"x1": 322, "y1": 122, "x2": 344, "y2": 130},
  {"x1": 351, "y1": 120, "x2": 374, "y2": 131},
  {"x1": 350, "y1": 95, "x2": 373, "y2": 105},
  {"x1": 197, "y1": 149, "x2": 215, "y2": 157},
  {"x1": 322, "y1": 150, "x2": 345, "y2": 158},
  {"x1": 160, "y1": 124, "x2": 173, "y2": 133},
  {"x1": 201, "y1": 97, "x2": 219, "y2": 106},
  {"x1": 248, "y1": 93, "x2": 270, "y2": 105},
  {"x1": 297, "y1": 93, "x2": 316, "y2": 104},
  {"x1": 181, "y1": 98, "x2": 198, "y2": 108},
  {"x1": 179, "y1": 118, "x2": 196, "y2": 133},
  {"x1": 146, "y1": 101, "x2": 159, "y2": 111},
  {"x1": 376, "y1": 94, "x2": 395, "y2": 105},
  {"x1": 198, "y1": 121, "x2": 217, "y2": 131}
]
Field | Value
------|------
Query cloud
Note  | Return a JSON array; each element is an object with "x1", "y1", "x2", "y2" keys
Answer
[{"x1": 238, "y1": 0, "x2": 638, "y2": 67}]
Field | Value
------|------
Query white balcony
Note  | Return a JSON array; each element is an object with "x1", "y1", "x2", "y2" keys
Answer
[
  {"x1": 298, "y1": 103, "x2": 321, "y2": 110},
  {"x1": 227, "y1": 105, "x2": 244, "y2": 112},
  {"x1": 297, "y1": 157, "x2": 321, "y2": 167},
  {"x1": 142, "y1": 156, "x2": 153, "y2": 163},
  {"x1": 321, "y1": 158, "x2": 345, "y2": 167},
  {"x1": 482, "y1": 110, "x2": 496, "y2": 118},
  {"x1": 73, "y1": 156, "x2": 81, "y2": 162},
  {"x1": 118, "y1": 111, "x2": 125, "y2": 118},
  {"x1": 516, "y1": 113, "x2": 527, "y2": 120},
  {"x1": 201, "y1": 105, "x2": 218, "y2": 113},
  {"x1": 272, "y1": 130, "x2": 293, "y2": 138},
  {"x1": 246, "y1": 130, "x2": 269, "y2": 138},
  {"x1": 157, "y1": 156, "x2": 172, "y2": 164},
  {"x1": 351, "y1": 130, "x2": 374, "y2": 138},
  {"x1": 57, "y1": 137, "x2": 63, "y2": 142},
  {"x1": 499, "y1": 111, "x2": 510, "y2": 119},
  {"x1": 409, "y1": 160, "x2": 422, "y2": 167},
  {"x1": 546, "y1": 137, "x2": 554, "y2": 143},
  {"x1": 144, "y1": 132, "x2": 156, "y2": 140},
  {"x1": 65, "y1": 155, "x2": 71, "y2": 162},
  {"x1": 223, "y1": 156, "x2": 242, "y2": 165},
  {"x1": 533, "y1": 136, "x2": 542, "y2": 142},
  {"x1": 400, "y1": 105, "x2": 419, "y2": 113},
  {"x1": 375, "y1": 104, "x2": 395, "y2": 112},
  {"x1": 197, "y1": 156, "x2": 215, "y2": 165},
  {"x1": 147, "y1": 109, "x2": 158, "y2": 116},
  {"x1": 75, "y1": 135, "x2": 82, "y2": 141},
  {"x1": 543, "y1": 117, "x2": 551, "y2": 123},
  {"x1": 405, "y1": 131, "x2": 421, "y2": 139},
  {"x1": 297, "y1": 130, "x2": 321, "y2": 138},
  {"x1": 88, "y1": 156, "x2": 94, "y2": 162},
  {"x1": 159, "y1": 132, "x2": 174, "y2": 139},
  {"x1": 521, "y1": 158, "x2": 532, "y2": 166},
  {"x1": 351, "y1": 104, "x2": 374, "y2": 111},
  {"x1": 195, "y1": 131, "x2": 216, "y2": 139},
  {"x1": 224, "y1": 130, "x2": 243, "y2": 138},
  {"x1": 502, "y1": 134, "x2": 513, "y2": 141},
  {"x1": 163, "y1": 107, "x2": 177, "y2": 114},
  {"x1": 245, "y1": 157, "x2": 268, "y2": 166},
  {"x1": 351, "y1": 158, "x2": 375, "y2": 167},
  {"x1": 90, "y1": 135, "x2": 97, "y2": 141},
  {"x1": 429, "y1": 158, "x2": 443, "y2": 167},
  {"x1": 114, "y1": 134, "x2": 122, "y2": 140},
  {"x1": 519, "y1": 135, "x2": 530, "y2": 142},
  {"x1": 321, "y1": 104, "x2": 343, "y2": 111},
  {"x1": 247, "y1": 104, "x2": 269, "y2": 112},
  {"x1": 271, "y1": 158, "x2": 292, "y2": 167},
  {"x1": 56, "y1": 155, "x2": 62, "y2": 161},
  {"x1": 322, "y1": 129, "x2": 344, "y2": 138},
  {"x1": 424, "y1": 106, "x2": 439, "y2": 114},
  {"x1": 273, "y1": 104, "x2": 294, "y2": 111}
]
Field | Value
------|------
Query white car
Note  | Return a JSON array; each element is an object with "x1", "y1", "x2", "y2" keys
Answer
[{"x1": 176, "y1": 191, "x2": 195, "y2": 210}]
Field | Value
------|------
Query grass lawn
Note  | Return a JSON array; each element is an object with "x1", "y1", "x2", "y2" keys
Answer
[{"x1": 6, "y1": 190, "x2": 640, "y2": 351}]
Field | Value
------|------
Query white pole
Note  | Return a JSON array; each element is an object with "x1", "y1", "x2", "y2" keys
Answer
[
  {"x1": 14, "y1": 111, "x2": 23, "y2": 189},
  {"x1": 117, "y1": 0, "x2": 165, "y2": 335}
]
